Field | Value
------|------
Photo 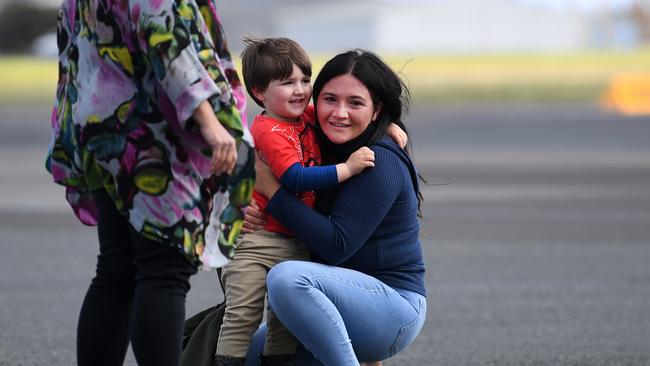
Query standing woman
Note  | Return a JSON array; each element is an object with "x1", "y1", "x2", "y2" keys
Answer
[
  {"x1": 251, "y1": 50, "x2": 426, "y2": 365},
  {"x1": 46, "y1": 0, "x2": 253, "y2": 365}
]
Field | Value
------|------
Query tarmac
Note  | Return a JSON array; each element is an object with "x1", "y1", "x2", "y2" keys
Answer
[{"x1": 1, "y1": 103, "x2": 649, "y2": 365}]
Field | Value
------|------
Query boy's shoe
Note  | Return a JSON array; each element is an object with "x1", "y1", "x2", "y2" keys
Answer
[
  {"x1": 212, "y1": 354, "x2": 246, "y2": 366},
  {"x1": 260, "y1": 353, "x2": 294, "y2": 366}
]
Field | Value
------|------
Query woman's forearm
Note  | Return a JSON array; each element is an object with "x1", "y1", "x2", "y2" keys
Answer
[{"x1": 193, "y1": 100, "x2": 237, "y2": 175}]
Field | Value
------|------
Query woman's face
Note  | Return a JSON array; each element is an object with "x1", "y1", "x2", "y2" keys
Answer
[{"x1": 316, "y1": 73, "x2": 380, "y2": 144}]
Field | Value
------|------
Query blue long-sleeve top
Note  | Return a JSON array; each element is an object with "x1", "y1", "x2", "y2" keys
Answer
[
  {"x1": 266, "y1": 137, "x2": 426, "y2": 296},
  {"x1": 279, "y1": 163, "x2": 338, "y2": 192}
]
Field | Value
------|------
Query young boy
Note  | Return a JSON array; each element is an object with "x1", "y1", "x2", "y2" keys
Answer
[{"x1": 214, "y1": 37, "x2": 399, "y2": 365}]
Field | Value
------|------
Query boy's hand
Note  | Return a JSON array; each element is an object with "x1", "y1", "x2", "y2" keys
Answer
[
  {"x1": 337, "y1": 146, "x2": 375, "y2": 182},
  {"x1": 347, "y1": 146, "x2": 375, "y2": 174},
  {"x1": 387, "y1": 122, "x2": 408, "y2": 149}
]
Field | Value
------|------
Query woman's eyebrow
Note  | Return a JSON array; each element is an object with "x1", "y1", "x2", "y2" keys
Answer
[
  {"x1": 348, "y1": 95, "x2": 368, "y2": 101},
  {"x1": 320, "y1": 92, "x2": 367, "y2": 101}
]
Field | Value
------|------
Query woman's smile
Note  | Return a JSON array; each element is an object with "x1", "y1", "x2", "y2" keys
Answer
[{"x1": 328, "y1": 121, "x2": 350, "y2": 128}]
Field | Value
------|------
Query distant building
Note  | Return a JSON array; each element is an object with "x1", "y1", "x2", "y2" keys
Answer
[
  {"x1": 220, "y1": 0, "x2": 646, "y2": 54},
  {"x1": 274, "y1": 0, "x2": 587, "y2": 54},
  {"x1": 589, "y1": 1, "x2": 650, "y2": 49}
]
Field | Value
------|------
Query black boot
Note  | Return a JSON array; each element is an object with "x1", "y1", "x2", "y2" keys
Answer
[
  {"x1": 260, "y1": 354, "x2": 294, "y2": 366},
  {"x1": 212, "y1": 354, "x2": 246, "y2": 366}
]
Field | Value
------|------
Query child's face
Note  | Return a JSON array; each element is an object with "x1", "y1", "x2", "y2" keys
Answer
[{"x1": 254, "y1": 64, "x2": 312, "y2": 122}]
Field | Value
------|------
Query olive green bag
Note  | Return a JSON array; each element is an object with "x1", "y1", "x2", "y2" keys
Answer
[{"x1": 181, "y1": 270, "x2": 226, "y2": 366}]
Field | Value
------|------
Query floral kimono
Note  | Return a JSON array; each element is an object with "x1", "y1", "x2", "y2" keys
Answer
[{"x1": 46, "y1": 0, "x2": 254, "y2": 269}]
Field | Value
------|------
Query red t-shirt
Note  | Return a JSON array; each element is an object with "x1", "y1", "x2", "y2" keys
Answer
[{"x1": 250, "y1": 105, "x2": 321, "y2": 236}]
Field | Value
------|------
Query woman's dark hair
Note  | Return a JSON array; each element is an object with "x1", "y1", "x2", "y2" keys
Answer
[{"x1": 312, "y1": 49, "x2": 424, "y2": 216}]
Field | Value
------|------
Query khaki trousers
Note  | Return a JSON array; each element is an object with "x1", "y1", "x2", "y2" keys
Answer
[{"x1": 216, "y1": 230, "x2": 310, "y2": 358}]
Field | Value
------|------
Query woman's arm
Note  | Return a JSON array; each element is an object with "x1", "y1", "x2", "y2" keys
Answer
[
  {"x1": 258, "y1": 146, "x2": 403, "y2": 264},
  {"x1": 130, "y1": 0, "x2": 242, "y2": 174}
]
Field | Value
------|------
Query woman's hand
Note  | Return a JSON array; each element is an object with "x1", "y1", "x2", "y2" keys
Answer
[
  {"x1": 193, "y1": 100, "x2": 237, "y2": 175},
  {"x1": 241, "y1": 199, "x2": 267, "y2": 233},
  {"x1": 253, "y1": 152, "x2": 281, "y2": 199}
]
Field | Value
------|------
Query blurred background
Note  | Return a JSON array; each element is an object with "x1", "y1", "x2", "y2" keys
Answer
[
  {"x1": 1, "y1": 0, "x2": 649, "y2": 365},
  {"x1": 2, "y1": 0, "x2": 650, "y2": 106}
]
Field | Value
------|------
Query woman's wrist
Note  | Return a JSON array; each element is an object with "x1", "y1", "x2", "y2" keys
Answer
[{"x1": 253, "y1": 152, "x2": 282, "y2": 199}]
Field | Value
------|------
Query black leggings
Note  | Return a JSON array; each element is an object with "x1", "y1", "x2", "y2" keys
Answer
[{"x1": 77, "y1": 190, "x2": 197, "y2": 366}]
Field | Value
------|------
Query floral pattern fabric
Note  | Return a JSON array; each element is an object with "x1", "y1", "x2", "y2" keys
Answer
[{"x1": 46, "y1": 0, "x2": 254, "y2": 269}]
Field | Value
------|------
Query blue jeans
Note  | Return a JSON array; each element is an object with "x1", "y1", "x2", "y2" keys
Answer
[{"x1": 245, "y1": 261, "x2": 426, "y2": 365}]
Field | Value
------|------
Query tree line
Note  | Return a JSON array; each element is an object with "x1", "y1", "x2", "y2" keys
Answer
[{"x1": 0, "y1": 2, "x2": 58, "y2": 54}]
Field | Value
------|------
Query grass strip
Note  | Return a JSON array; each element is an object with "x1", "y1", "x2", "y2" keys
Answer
[{"x1": 1, "y1": 49, "x2": 649, "y2": 105}]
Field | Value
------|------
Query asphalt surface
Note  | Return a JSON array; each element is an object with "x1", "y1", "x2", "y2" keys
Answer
[{"x1": 1, "y1": 103, "x2": 649, "y2": 365}]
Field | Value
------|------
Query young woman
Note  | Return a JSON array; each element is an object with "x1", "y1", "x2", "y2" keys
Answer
[{"x1": 247, "y1": 49, "x2": 426, "y2": 366}]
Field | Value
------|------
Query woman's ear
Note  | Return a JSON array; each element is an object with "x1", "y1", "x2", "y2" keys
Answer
[{"x1": 372, "y1": 102, "x2": 383, "y2": 122}]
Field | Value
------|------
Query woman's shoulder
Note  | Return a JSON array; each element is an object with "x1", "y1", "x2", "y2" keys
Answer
[
  {"x1": 371, "y1": 137, "x2": 407, "y2": 161},
  {"x1": 366, "y1": 138, "x2": 409, "y2": 174},
  {"x1": 370, "y1": 137, "x2": 419, "y2": 189}
]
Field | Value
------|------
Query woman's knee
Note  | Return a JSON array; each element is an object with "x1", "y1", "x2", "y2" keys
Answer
[
  {"x1": 267, "y1": 261, "x2": 298, "y2": 292},
  {"x1": 267, "y1": 261, "x2": 314, "y2": 304}
]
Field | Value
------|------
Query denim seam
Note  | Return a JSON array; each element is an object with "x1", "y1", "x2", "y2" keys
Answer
[
  {"x1": 389, "y1": 298, "x2": 424, "y2": 356},
  {"x1": 303, "y1": 285, "x2": 358, "y2": 365}
]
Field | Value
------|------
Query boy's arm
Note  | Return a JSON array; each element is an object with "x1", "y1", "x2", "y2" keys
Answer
[
  {"x1": 387, "y1": 122, "x2": 408, "y2": 149},
  {"x1": 280, "y1": 146, "x2": 375, "y2": 192},
  {"x1": 280, "y1": 164, "x2": 338, "y2": 192}
]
